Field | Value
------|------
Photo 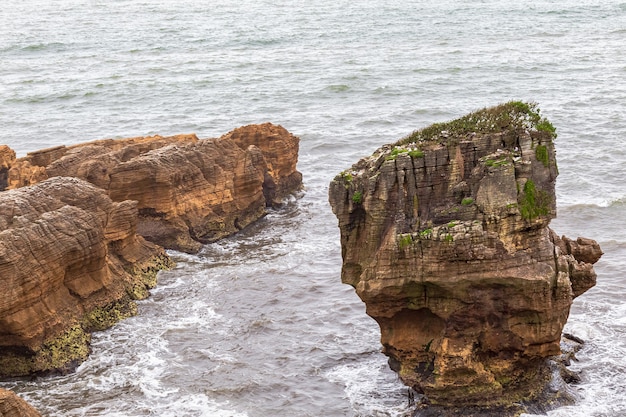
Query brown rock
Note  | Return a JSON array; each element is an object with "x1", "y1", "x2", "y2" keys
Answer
[
  {"x1": 0, "y1": 145, "x2": 16, "y2": 190},
  {"x1": 329, "y1": 102, "x2": 601, "y2": 412},
  {"x1": 4, "y1": 123, "x2": 302, "y2": 253},
  {"x1": 0, "y1": 177, "x2": 173, "y2": 377},
  {"x1": 220, "y1": 123, "x2": 303, "y2": 206},
  {"x1": 0, "y1": 388, "x2": 42, "y2": 417}
]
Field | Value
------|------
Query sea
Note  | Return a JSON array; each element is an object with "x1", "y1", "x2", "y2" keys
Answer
[{"x1": 0, "y1": 1, "x2": 624, "y2": 416}]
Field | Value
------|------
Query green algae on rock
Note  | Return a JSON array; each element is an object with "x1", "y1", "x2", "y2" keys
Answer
[{"x1": 329, "y1": 102, "x2": 602, "y2": 415}]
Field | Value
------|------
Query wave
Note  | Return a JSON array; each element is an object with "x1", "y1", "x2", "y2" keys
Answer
[
  {"x1": 4, "y1": 92, "x2": 80, "y2": 105},
  {"x1": 325, "y1": 353, "x2": 411, "y2": 417},
  {"x1": 20, "y1": 42, "x2": 68, "y2": 52},
  {"x1": 325, "y1": 84, "x2": 351, "y2": 92},
  {"x1": 557, "y1": 194, "x2": 626, "y2": 210}
]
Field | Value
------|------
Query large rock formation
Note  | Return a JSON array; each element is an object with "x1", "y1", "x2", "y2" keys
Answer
[
  {"x1": 0, "y1": 388, "x2": 42, "y2": 417},
  {"x1": 4, "y1": 123, "x2": 302, "y2": 253},
  {"x1": 0, "y1": 177, "x2": 173, "y2": 377},
  {"x1": 0, "y1": 123, "x2": 302, "y2": 378},
  {"x1": 329, "y1": 102, "x2": 602, "y2": 413}
]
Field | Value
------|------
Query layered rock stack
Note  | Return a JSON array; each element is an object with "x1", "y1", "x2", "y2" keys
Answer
[
  {"x1": 3, "y1": 123, "x2": 302, "y2": 253},
  {"x1": 329, "y1": 102, "x2": 601, "y2": 413}
]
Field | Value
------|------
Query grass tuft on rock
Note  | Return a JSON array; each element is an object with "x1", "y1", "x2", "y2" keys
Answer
[
  {"x1": 519, "y1": 179, "x2": 551, "y2": 220},
  {"x1": 396, "y1": 101, "x2": 557, "y2": 146}
]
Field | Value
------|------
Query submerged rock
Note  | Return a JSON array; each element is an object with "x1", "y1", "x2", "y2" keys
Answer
[
  {"x1": 329, "y1": 102, "x2": 602, "y2": 413},
  {"x1": 0, "y1": 177, "x2": 173, "y2": 377},
  {"x1": 4, "y1": 123, "x2": 302, "y2": 253}
]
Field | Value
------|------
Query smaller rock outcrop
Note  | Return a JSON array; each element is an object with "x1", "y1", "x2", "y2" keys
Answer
[
  {"x1": 329, "y1": 102, "x2": 602, "y2": 414},
  {"x1": 4, "y1": 123, "x2": 303, "y2": 253},
  {"x1": 0, "y1": 389, "x2": 42, "y2": 417},
  {"x1": 0, "y1": 177, "x2": 173, "y2": 377},
  {"x1": 0, "y1": 145, "x2": 16, "y2": 191}
]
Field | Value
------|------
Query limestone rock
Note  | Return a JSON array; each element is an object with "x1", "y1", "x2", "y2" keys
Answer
[
  {"x1": 0, "y1": 389, "x2": 42, "y2": 417},
  {"x1": 220, "y1": 123, "x2": 303, "y2": 206},
  {"x1": 3, "y1": 123, "x2": 302, "y2": 253},
  {"x1": 0, "y1": 145, "x2": 16, "y2": 191},
  {"x1": 0, "y1": 177, "x2": 173, "y2": 377},
  {"x1": 328, "y1": 102, "x2": 602, "y2": 411}
]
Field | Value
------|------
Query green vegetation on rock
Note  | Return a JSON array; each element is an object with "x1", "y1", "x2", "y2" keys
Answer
[
  {"x1": 519, "y1": 179, "x2": 551, "y2": 220},
  {"x1": 352, "y1": 190, "x2": 363, "y2": 204},
  {"x1": 82, "y1": 298, "x2": 138, "y2": 332},
  {"x1": 535, "y1": 144, "x2": 549, "y2": 167},
  {"x1": 396, "y1": 101, "x2": 557, "y2": 146},
  {"x1": 125, "y1": 253, "x2": 175, "y2": 300},
  {"x1": 386, "y1": 146, "x2": 425, "y2": 161},
  {"x1": 419, "y1": 228, "x2": 433, "y2": 239},
  {"x1": 398, "y1": 234, "x2": 414, "y2": 250},
  {"x1": 0, "y1": 324, "x2": 91, "y2": 378},
  {"x1": 485, "y1": 157, "x2": 510, "y2": 168},
  {"x1": 408, "y1": 149, "x2": 425, "y2": 158}
]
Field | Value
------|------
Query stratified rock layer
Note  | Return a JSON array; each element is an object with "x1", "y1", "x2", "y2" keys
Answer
[
  {"x1": 0, "y1": 388, "x2": 42, "y2": 417},
  {"x1": 0, "y1": 145, "x2": 16, "y2": 191},
  {"x1": 0, "y1": 177, "x2": 172, "y2": 377},
  {"x1": 4, "y1": 123, "x2": 302, "y2": 253},
  {"x1": 329, "y1": 102, "x2": 602, "y2": 410}
]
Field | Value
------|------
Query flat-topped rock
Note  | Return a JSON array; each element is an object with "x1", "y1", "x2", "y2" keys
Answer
[{"x1": 329, "y1": 102, "x2": 602, "y2": 414}]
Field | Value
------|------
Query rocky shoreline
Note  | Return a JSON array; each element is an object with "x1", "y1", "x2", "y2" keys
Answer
[
  {"x1": 0, "y1": 123, "x2": 302, "y2": 413},
  {"x1": 329, "y1": 102, "x2": 602, "y2": 416}
]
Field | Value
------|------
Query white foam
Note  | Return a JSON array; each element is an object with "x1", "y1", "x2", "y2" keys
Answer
[
  {"x1": 150, "y1": 394, "x2": 249, "y2": 417},
  {"x1": 325, "y1": 353, "x2": 413, "y2": 417},
  {"x1": 57, "y1": 394, "x2": 247, "y2": 417}
]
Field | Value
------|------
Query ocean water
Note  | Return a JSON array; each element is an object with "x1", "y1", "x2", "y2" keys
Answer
[{"x1": 1, "y1": 1, "x2": 625, "y2": 416}]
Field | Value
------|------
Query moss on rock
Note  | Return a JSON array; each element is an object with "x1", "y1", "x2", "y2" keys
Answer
[
  {"x1": 125, "y1": 253, "x2": 175, "y2": 300},
  {"x1": 0, "y1": 324, "x2": 91, "y2": 378},
  {"x1": 82, "y1": 298, "x2": 139, "y2": 332}
]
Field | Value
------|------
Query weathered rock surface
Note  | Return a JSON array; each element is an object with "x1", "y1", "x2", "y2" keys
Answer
[
  {"x1": 0, "y1": 145, "x2": 16, "y2": 191},
  {"x1": 0, "y1": 177, "x2": 173, "y2": 377},
  {"x1": 0, "y1": 388, "x2": 42, "y2": 417},
  {"x1": 4, "y1": 123, "x2": 302, "y2": 253},
  {"x1": 329, "y1": 102, "x2": 602, "y2": 413}
]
